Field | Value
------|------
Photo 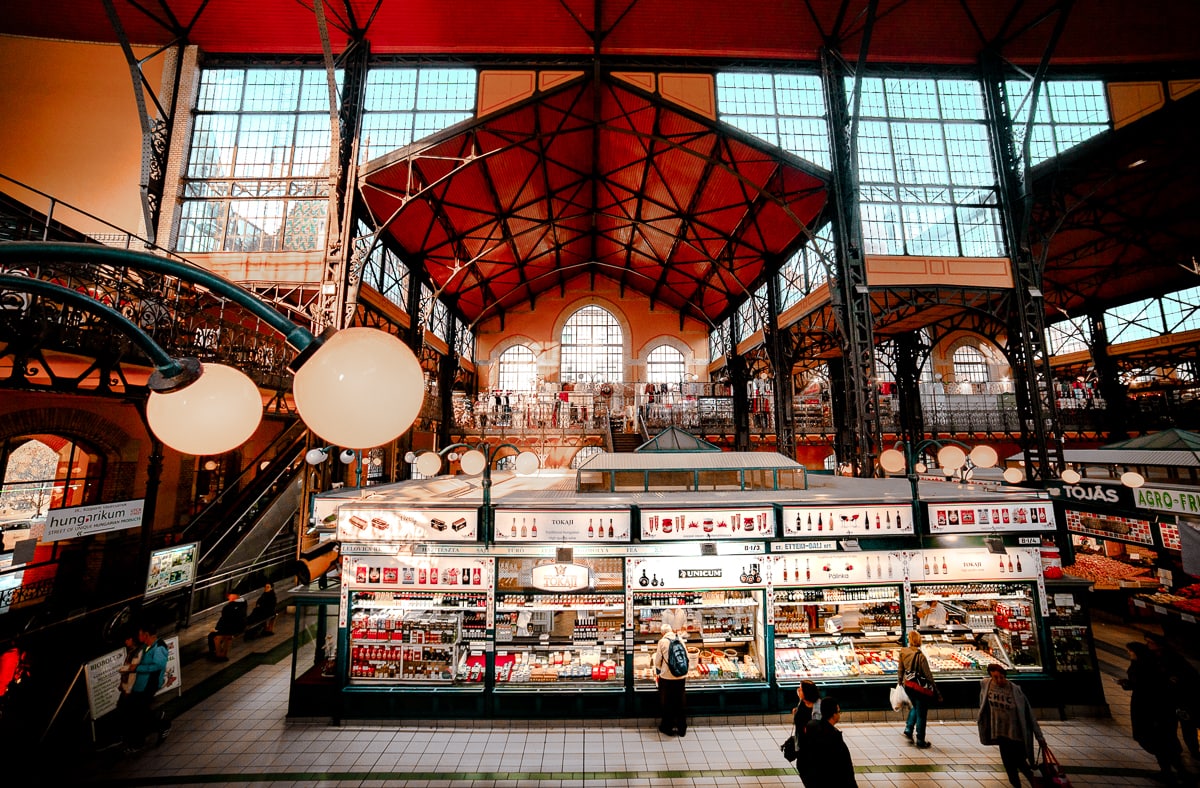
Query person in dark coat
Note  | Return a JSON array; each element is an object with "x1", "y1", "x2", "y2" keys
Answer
[
  {"x1": 791, "y1": 680, "x2": 821, "y2": 776},
  {"x1": 245, "y1": 582, "x2": 277, "y2": 638},
  {"x1": 1121, "y1": 641, "x2": 1190, "y2": 783},
  {"x1": 797, "y1": 697, "x2": 857, "y2": 788},
  {"x1": 1146, "y1": 633, "x2": 1200, "y2": 759},
  {"x1": 977, "y1": 663, "x2": 1044, "y2": 787},
  {"x1": 207, "y1": 592, "x2": 248, "y2": 659}
]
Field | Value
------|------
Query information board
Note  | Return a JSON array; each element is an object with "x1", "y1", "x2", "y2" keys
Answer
[{"x1": 144, "y1": 542, "x2": 199, "y2": 598}]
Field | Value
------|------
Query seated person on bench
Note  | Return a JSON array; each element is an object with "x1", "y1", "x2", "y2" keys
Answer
[
  {"x1": 207, "y1": 592, "x2": 248, "y2": 659},
  {"x1": 245, "y1": 583, "x2": 277, "y2": 638}
]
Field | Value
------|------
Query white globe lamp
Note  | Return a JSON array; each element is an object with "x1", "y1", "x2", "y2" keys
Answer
[
  {"x1": 879, "y1": 448, "x2": 906, "y2": 474},
  {"x1": 514, "y1": 451, "x2": 540, "y2": 475},
  {"x1": 146, "y1": 362, "x2": 262, "y2": 455},
  {"x1": 293, "y1": 327, "x2": 424, "y2": 449},
  {"x1": 415, "y1": 452, "x2": 443, "y2": 477},
  {"x1": 459, "y1": 449, "x2": 487, "y2": 476}
]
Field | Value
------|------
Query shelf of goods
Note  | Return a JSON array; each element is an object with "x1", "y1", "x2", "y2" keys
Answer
[
  {"x1": 494, "y1": 592, "x2": 625, "y2": 691},
  {"x1": 912, "y1": 582, "x2": 1042, "y2": 673},
  {"x1": 631, "y1": 589, "x2": 765, "y2": 689},
  {"x1": 773, "y1": 585, "x2": 903, "y2": 682},
  {"x1": 348, "y1": 591, "x2": 486, "y2": 684},
  {"x1": 1063, "y1": 546, "x2": 1158, "y2": 590},
  {"x1": 1134, "y1": 583, "x2": 1200, "y2": 623}
]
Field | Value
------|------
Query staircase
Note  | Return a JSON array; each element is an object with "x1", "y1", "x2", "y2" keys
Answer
[{"x1": 609, "y1": 417, "x2": 642, "y2": 452}]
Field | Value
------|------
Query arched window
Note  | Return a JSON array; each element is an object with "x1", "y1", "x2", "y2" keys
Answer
[
  {"x1": 560, "y1": 306, "x2": 623, "y2": 384},
  {"x1": 0, "y1": 435, "x2": 103, "y2": 518},
  {"x1": 646, "y1": 345, "x2": 686, "y2": 385},
  {"x1": 953, "y1": 346, "x2": 989, "y2": 384},
  {"x1": 571, "y1": 446, "x2": 603, "y2": 469},
  {"x1": 497, "y1": 345, "x2": 537, "y2": 391}
]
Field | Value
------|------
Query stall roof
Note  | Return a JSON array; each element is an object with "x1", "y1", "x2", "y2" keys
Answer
[
  {"x1": 579, "y1": 450, "x2": 801, "y2": 471},
  {"x1": 1007, "y1": 449, "x2": 1200, "y2": 469}
]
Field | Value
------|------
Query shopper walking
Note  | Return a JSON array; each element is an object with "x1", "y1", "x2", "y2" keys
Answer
[
  {"x1": 122, "y1": 623, "x2": 170, "y2": 754},
  {"x1": 797, "y1": 697, "x2": 857, "y2": 787},
  {"x1": 1146, "y1": 633, "x2": 1200, "y2": 759},
  {"x1": 977, "y1": 663, "x2": 1044, "y2": 787},
  {"x1": 652, "y1": 620, "x2": 687, "y2": 736},
  {"x1": 898, "y1": 630, "x2": 937, "y2": 748},
  {"x1": 790, "y1": 680, "x2": 821, "y2": 780},
  {"x1": 1121, "y1": 641, "x2": 1191, "y2": 784}
]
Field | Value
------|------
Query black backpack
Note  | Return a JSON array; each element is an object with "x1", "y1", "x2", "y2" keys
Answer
[{"x1": 666, "y1": 636, "x2": 689, "y2": 677}]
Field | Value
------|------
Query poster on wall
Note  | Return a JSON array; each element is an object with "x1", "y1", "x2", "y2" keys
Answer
[
  {"x1": 337, "y1": 507, "x2": 478, "y2": 541},
  {"x1": 640, "y1": 507, "x2": 773, "y2": 540},
  {"x1": 1065, "y1": 509, "x2": 1155, "y2": 546},
  {"x1": 769, "y1": 551, "x2": 903, "y2": 585},
  {"x1": 343, "y1": 553, "x2": 493, "y2": 590},
  {"x1": 84, "y1": 636, "x2": 181, "y2": 721},
  {"x1": 144, "y1": 542, "x2": 199, "y2": 599},
  {"x1": 781, "y1": 505, "x2": 913, "y2": 536},
  {"x1": 909, "y1": 547, "x2": 1039, "y2": 582}
]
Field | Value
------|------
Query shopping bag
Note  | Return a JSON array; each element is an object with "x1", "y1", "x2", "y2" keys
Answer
[
  {"x1": 890, "y1": 683, "x2": 911, "y2": 711},
  {"x1": 1032, "y1": 742, "x2": 1072, "y2": 787}
]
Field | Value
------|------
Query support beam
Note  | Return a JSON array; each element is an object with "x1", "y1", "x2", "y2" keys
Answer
[
  {"x1": 1087, "y1": 311, "x2": 1129, "y2": 442},
  {"x1": 766, "y1": 274, "x2": 797, "y2": 459}
]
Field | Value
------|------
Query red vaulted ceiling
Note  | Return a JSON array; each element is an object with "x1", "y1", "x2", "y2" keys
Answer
[
  {"x1": 359, "y1": 73, "x2": 828, "y2": 326},
  {"x1": 4, "y1": 0, "x2": 1200, "y2": 66}
]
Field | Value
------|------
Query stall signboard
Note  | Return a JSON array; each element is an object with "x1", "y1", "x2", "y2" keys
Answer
[
  {"x1": 640, "y1": 507, "x2": 773, "y2": 540},
  {"x1": 626, "y1": 555, "x2": 767, "y2": 590},
  {"x1": 928, "y1": 502, "x2": 1053, "y2": 534},
  {"x1": 337, "y1": 507, "x2": 478, "y2": 541},
  {"x1": 144, "y1": 542, "x2": 199, "y2": 598},
  {"x1": 494, "y1": 509, "x2": 630, "y2": 541},
  {"x1": 769, "y1": 551, "x2": 902, "y2": 585},
  {"x1": 529, "y1": 562, "x2": 593, "y2": 592},
  {"x1": 343, "y1": 553, "x2": 492, "y2": 590},
  {"x1": 44, "y1": 498, "x2": 144, "y2": 542},
  {"x1": 497, "y1": 556, "x2": 624, "y2": 592},
  {"x1": 1133, "y1": 485, "x2": 1200, "y2": 516},
  {"x1": 782, "y1": 505, "x2": 913, "y2": 536},
  {"x1": 909, "y1": 547, "x2": 1039, "y2": 581}
]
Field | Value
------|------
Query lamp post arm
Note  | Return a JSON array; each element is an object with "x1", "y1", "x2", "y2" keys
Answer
[
  {"x1": 0, "y1": 273, "x2": 194, "y2": 387},
  {"x1": 0, "y1": 242, "x2": 321, "y2": 367}
]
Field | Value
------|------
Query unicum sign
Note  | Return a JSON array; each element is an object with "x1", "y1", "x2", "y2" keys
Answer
[{"x1": 530, "y1": 562, "x2": 593, "y2": 592}]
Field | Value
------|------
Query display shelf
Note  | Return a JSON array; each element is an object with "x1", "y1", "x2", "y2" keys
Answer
[
  {"x1": 494, "y1": 644, "x2": 624, "y2": 690},
  {"x1": 348, "y1": 590, "x2": 486, "y2": 685},
  {"x1": 771, "y1": 584, "x2": 903, "y2": 683},
  {"x1": 631, "y1": 588, "x2": 766, "y2": 688},
  {"x1": 910, "y1": 579, "x2": 1043, "y2": 673}
]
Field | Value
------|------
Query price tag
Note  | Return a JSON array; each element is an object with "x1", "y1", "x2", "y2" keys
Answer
[
  {"x1": 1129, "y1": 553, "x2": 1141, "y2": 561},
  {"x1": 1133, "y1": 599, "x2": 1147, "y2": 608},
  {"x1": 1154, "y1": 605, "x2": 1167, "y2": 614},
  {"x1": 1182, "y1": 614, "x2": 1197, "y2": 623}
]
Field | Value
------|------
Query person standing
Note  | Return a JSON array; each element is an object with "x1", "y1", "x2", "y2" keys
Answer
[
  {"x1": 898, "y1": 630, "x2": 936, "y2": 748},
  {"x1": 797, "y1": 697, "x2": 857, "y2": 787},
  {"x1": 916, "y1": 599, "x2": 948, "y2": 627},
  {"x1": 977, "y1": 663, "x2": 1044, "y2": 787},
  {"x1": 652, "y1": 621, "x2": 687, "y2": 737},
  {"x1": 123, "y1": 623, "x2": 170, "y2": 754},
  {"x1": 1146, "y1": 633, "x2": 1200, "y2": 759},
  {"x1": 1121, "y1": 641, "x2": 1190, "y2": 783},
  {"x1": 791, "y1": 680, "x2": 821, "y2": 780}
]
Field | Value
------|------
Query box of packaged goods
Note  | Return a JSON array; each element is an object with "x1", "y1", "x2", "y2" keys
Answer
[
  {"x1": 856, "y1": 648, "x2": 900, "y2": 675},
  {"x1": 995, "y1": 602, "x2": 1032, "y2": 632}
]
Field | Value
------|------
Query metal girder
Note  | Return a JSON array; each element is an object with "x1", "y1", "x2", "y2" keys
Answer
[
  {"x1": 766, "y1": 274, "x2": 797, "y2": 459},
  {"x1": 821, "y1": 40, "x2": 881, "y2": 476},
  {"x1": 981, "y1": 51, "x2": 1065, "y2": 481},
  {"x1": 101, "y1": 0, "x2": 184, "y2": 241}
]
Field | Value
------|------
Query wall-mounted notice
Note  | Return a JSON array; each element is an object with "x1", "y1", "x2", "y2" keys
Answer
[
  {"x1": 495, "y1": 510, "x2": 631, "y2": 541},
  {"x1": 640, "y1": 507, "x2": 773, "y2": 540},
  {"x1": 144, "y1": 542, "x2": 199, "y2": 599},
  {"x1": 781, "y1": 505, "x2": 913, "y2": 537},
  {"x1": 44, "y1": 498, "x2": 144, "y2": 542},
  {"x1": 928, "y1": 502, "x2": 1054, "y2": 534}
]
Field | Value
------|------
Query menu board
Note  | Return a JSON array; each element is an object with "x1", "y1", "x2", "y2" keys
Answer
[
  {"x1": 338, "y1": 507, "x2": 478, "y2": 541},
  {"x1": 640, "y1": 507, "x2": 773, "y2": 540},
  {"x1": 144, "y1": 542, "x2": 199, "y2": 598},
  {"x1": 928, "y1": 502, "x2": 1054, "y2": 534}
]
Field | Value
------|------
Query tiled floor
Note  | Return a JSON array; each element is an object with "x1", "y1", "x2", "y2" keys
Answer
[{"x1": 69, "y1": 612, "x2": 1198, "y2": 787}]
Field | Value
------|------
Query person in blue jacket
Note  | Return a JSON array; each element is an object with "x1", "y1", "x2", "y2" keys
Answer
[{"x1": 122, "y1": 623, "x2": 171, "y2": 753}]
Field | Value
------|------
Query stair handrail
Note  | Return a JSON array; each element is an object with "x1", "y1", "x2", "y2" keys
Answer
[
  {"x1": 198, "y1": 453, "x2": 305, "y2": 570},
  {"x1": 180, "y1": 419, "x2": 307, "y2": 542}
]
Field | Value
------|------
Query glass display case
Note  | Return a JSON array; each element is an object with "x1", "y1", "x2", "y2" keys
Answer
[
  {"x1": 772, "y1": 584, "x2": 904, "y2": 683},
  {"x1": 493, "y1": 556, "x2": 626, "y2": 691},
  {"x1": 347, "y1": 589, "x2": 488, "y2": 685},
  {"x1": 910, "y1": 581, "x2": 1042, "y2": 673},
  {"x1": 631, "y1": 588, "x2": 766, "y2": 688},
  {"x1": 288, "y1": 583, "x2": 340, "y2": 718}
]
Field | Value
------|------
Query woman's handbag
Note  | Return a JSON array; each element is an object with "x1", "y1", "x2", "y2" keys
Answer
[
  {"x1": 780, "y1": 732, "x2": 798, "y2": 762},
  {"x1": 890, "y1": 683, "x2": 911, "y2": 711},
  {"x1": 903, "y1": 667, "x2": 935, "y2": 698},
  {"x1": 1033, "y1": 742, "x2": 1072, "y2": 787}
]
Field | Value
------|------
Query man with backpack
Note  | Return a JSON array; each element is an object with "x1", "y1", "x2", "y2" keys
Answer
[
  {"x1": 122, "y1": 622, "x2": 171, "y2": 754},
  {"x1": 652, "y1": 619, "x2": 689, "y2": 736}
]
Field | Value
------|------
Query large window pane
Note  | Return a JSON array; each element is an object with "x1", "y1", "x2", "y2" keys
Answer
[{"x1": 560, "y1": 306, "x2": 623, "y2": 384}]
